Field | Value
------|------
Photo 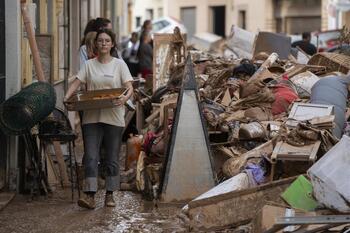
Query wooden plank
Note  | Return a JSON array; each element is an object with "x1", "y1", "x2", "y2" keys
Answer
[
  {"x1": 136, "y1": 102, "x2": 144, "y2": 133},
  {"x1": 272, "y1": 141, "x2": 321, "y2": 162},
  {"x1": 145, "y1": 108, "x2": 160, "y2": 124},
  {"x1": 188, "y1": 176, "x2": 296, "y2": 231},
  {"x1": 46, "y1": 151, "x2": 59, "y2": 190},
  {"x1": 221, "y1": 88, "x2": 232, "y2": 106},
  {"x1": 123, "y1": 109, "x2": 135, "y2": 135},
  {"x1": 52, "y1": 141, "x2": 70, "y2": 187}
]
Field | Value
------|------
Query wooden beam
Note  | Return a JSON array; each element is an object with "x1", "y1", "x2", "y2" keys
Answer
[{"x1": 52, "y1": 141, "x2": 70, "y2": 187}]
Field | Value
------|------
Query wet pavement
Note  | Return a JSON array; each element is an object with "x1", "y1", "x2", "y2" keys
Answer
[{"x1": 0, "y1": 190, "x2": 188, "y2": 233}]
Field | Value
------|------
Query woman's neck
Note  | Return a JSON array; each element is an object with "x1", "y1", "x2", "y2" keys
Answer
[{"x1": 97, "y1": 54, "x2": 112, "y2": 64}]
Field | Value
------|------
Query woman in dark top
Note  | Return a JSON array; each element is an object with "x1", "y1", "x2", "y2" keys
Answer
[{"x1": 138, "y1": 32, "x2": 153, "y2": 79}]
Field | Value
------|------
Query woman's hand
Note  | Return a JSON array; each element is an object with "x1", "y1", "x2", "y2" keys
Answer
[
  {"x1": 112, "y1": 95, "x2": 127, "y2": 106},
  {"x1": 63, "y1": 96, "x2": 74, "y2": 109}
]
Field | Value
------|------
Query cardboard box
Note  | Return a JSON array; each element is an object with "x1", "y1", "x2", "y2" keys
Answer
[{"x1": 65, "y1": 88, "x2": 127, "y2": 111}]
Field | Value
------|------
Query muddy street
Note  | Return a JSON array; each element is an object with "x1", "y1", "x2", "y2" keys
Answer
[{"x1": 0, "y1": 190, "x2": 187, "y2": 233}]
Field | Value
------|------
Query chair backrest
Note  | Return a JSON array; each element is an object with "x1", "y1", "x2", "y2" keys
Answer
[{"x1": 51, "y1": 108, "x2": 73, "y2": 130}]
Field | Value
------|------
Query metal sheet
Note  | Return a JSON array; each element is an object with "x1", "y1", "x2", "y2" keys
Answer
[
  {"x1": 253, "y1": 31, "x2": 291, "y2": 60},
  {"x1": 188, "y1": 177, "x2": 296, "y2": 231},
  {"x1": 160, "y1": 56, "x2": 215, "y2": 202}
]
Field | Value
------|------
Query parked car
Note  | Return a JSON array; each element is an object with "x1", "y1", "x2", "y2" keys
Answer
[
  {"x1": 120, "y1": 16, "x2": 187, "y2": 52},
  {"x1": 149, "y1": 16, "x2": 187, "y2": 34},
  {"x1": 312, "y1": 29, "x2": 341, "y2": 52}
]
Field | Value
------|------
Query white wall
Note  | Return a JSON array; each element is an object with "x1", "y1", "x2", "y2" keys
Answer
[
  {"x1": 166, "y1": 0, "x2": 230, "y2": 36},
  {"x1": 231, "y1": 0, "x2": 274, "y2": 33},
  {"x1": 132, "y1": 0, "x2": 164, "y2": 31}
]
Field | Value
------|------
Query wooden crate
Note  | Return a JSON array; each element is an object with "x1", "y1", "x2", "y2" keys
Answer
[{"x1": 65, "y1": 88, "x2": 127, "y2": 111}]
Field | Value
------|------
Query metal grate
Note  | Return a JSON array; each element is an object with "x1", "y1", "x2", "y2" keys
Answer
[{"x1": 0, "y1": 82, "x2": 56, "y2": 135}]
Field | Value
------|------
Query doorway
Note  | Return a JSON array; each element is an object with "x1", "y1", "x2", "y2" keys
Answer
[{"x1": 211, "y1": 6, "x2": 226, "y2": 37}]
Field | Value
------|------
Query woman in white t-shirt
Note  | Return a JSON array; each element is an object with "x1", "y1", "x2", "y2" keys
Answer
[{"x1": 64, "y1": 29, "x2": 133, "y2": 209}]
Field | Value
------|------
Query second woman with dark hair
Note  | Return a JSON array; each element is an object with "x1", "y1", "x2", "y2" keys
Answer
[{"x1": 64, "y1": 29, "x2": 133, "y2": 209}]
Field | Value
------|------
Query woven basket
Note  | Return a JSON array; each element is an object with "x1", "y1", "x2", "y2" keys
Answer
[{"x1": 308, "y1": 52, "x2": 350, "y2": 74}]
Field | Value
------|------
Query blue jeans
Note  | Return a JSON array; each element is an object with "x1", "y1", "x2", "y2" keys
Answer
[{"x1": 82, "y1": 123, "x2": 123, "y2": 192}]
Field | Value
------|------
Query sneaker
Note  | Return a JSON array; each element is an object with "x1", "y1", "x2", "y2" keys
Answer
[
  {"x1": 105, "y1": 193, "x2": 116, "y2": 207},
  {"x1": 77, "y1": 194, "x2": 96, "y2": 209}
]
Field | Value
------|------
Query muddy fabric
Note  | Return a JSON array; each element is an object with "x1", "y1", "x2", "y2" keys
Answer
[
  {"x1": 271, "y1": 84, "x2": 298, "y2": 115},
  {"x1": 231, "y1": 88, "x2": 275, "y2": 110},
  {"x1": 82, "y1": 123, "x2": 123, "y2": 192},
  {"x1": 244, "y1": 107, "x2": 272, "y2": 121},
  {"x1": 311, "y1": 76, "x2": 350, "y2": 138},
  {"x1": 284, "y1": 123, "x2": 337, "y2": 153},
  {"x1": 202, "y1": 101, "x2": 225, "y2": 127},
  {"x1": 240, "y1": 80, "x2": 265, "y2": 98},
  {"x1": 286, "y1": 126, "x2": 319, "y2": 147}
]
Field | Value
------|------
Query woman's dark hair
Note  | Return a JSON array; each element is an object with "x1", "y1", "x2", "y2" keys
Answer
[
  {"x1": 95, "y1": 29, "x2": 117, "y2": 56},
  {"x1": 80, "y1": 18, "x2": 112, "y2": 46},
  {"x1": 142, "y1": 20, "x2": 151, "y2": 30},
  {"x1": 81, "y1": 19, "x2": 96, "y2": 46},
  {"x1": 95, "y1": 17, "x2": 112, "y2": 30}
]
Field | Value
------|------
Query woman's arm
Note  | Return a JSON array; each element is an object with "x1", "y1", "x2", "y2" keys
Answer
[
  {"x1": 123, "y1": 81, "x2": 133, "y2": 100},
  {"x1": 113, "y1": 81, "x2": 133, "y2": 106},
  {"x1": 63, "y1": 78, "x2": 82, "y2": 102}
]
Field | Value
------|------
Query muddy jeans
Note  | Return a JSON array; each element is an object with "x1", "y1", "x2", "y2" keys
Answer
[{"x1": 82, "y1": 123, "x2": 123, "y2": 192}]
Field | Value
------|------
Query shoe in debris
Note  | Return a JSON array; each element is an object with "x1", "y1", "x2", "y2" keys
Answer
[
  {"x1": 105, "y1": 193, "x2": 116, "y2": 207},
  {"x1": 77, "y1": 194, "x2": 96, "y2": 209}
]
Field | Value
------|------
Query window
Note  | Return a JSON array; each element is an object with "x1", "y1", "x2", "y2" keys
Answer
[
  {"x1": 146, "y1": 9, "x2": 154, "y2": 20},
  {"x1": 238, "y1": 10, "x2": 246, "y2": 29},
  {"x1": 136, "y1": 17, "x2": 141, "y2": 28},
  {"x1": 158, "y1": 7, "x2": 163, "y2": 17}
]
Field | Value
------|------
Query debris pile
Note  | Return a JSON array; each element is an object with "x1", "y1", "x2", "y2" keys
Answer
[{"x1": 123, "y1": 26, "x2": 350, "y2": 232}]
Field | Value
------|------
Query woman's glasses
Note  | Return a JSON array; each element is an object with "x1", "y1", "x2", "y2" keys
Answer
[{"x1": 96, "y1": 39, "x2": 112, "y2": 44}]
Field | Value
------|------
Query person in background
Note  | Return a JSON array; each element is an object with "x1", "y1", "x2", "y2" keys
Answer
[
  {"x1": 64, "y1": 29, "x2": 133, "y2": 209},
  {"x1": 79, "y1": 18, "x2": 113, "y2": 68},
  {"x1": 85, "y1": 31, "x2": 98, "y2": 59},
  {"x1": 291, "y1": 32, "x2": 317, "y2": 56},
  {"x1": 141, "y1": 19, "x2": 152, "y2": 34},
  {"x1": 140, "y1": 20, "x2": 153, "y2": 47},
  {"x1": 138, "y1": 31, "x2": 153, "y2": 79},
  {"x1": 122, "y1": 32, "x2": 140, "y2": 77}
]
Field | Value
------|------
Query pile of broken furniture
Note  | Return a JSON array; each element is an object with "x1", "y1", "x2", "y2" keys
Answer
[{"x1": 124, "y1": 28, "x2": 350, "y2": 232}]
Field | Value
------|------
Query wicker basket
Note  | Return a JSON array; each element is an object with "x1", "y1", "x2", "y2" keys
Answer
[{"x1": 308, "y1": 52, "x2": 350, "y2": 74}]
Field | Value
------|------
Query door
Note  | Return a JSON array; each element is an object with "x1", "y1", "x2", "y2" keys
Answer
[
  {"x1": 212, "y1": 6, "x2": 226, "y2": 37},
  {"x1": 181, "y1": 7, "x2": 196, "y2": 38}
]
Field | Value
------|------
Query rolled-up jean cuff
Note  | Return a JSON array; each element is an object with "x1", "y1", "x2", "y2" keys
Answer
[
  {"x1": 106, "y1": 176, "x2": 120, "y2": 191},
  {"x1": 84, "y1": 177, "x2": 98, "y2": 192}
]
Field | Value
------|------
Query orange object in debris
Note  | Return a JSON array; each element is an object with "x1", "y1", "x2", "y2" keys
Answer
[{"x1": 125, "y1": 134, "x2": 143, "y2": 170}]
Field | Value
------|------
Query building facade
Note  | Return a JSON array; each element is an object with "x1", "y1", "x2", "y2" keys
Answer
[
  {"x1": 132, "y1": 0, "x2": 164, "y2": 30},
  {"x1": 323, "y1": 0, "x2": 350, "y2": 30},
  {"x1": 131, "y1": 0, "x2": 322, "y2": 38}
]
